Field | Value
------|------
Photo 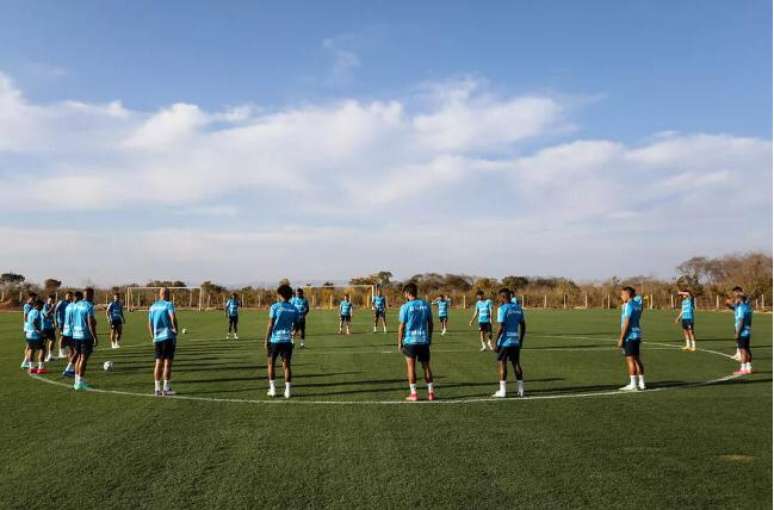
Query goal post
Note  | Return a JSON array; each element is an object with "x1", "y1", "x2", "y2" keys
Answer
[
  {"x1": 299, "y1": 285, "x2": 376, "y2": 310},
  {"x1": 125, "y1": 287, "x2": 204, "y2": 311}
]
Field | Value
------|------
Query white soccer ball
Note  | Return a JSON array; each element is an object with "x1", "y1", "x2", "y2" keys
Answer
[
  {"x1": 103, "y1": 361, "x2": 114, "y2": 371},
  {"x1": 182, "y1": 328, "x2": 187, "y2": 335}
]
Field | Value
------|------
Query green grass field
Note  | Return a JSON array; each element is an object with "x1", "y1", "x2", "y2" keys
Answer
[{"x1": 0, "y1": 307, "x2": 770, "y2": 509}]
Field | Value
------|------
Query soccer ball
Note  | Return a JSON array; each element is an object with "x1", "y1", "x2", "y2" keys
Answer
[
  {"x1": 103, "y1": 361, "x2": 114, "y2": 371},
  {"x1": 182, "y1": 328, "x2": 187, "y2": 335}
]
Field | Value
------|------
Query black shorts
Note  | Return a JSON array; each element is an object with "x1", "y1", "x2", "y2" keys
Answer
[
  {"x1": 26, "y1": 338, "x2": 44, "y2": 350},
  {"x1": 623, "y1": 340, "x2": 641, "y2": 357},
  {"x1": 737, "y1": 336, "x2": 751, "y2": 350},
  {"x1": 228, "y1": 315, "x2": 239, "y2": 325},
  {"x1": 110, "y1": 319, "x2": 123, "y2": 330},
  {"x1": 74, "y1": 338, "x2": 94, "y2": 356},
  {"x1": 681, "y1": 319, "x2": 694, "y2": 331},
  {"x1": 42, "y1": 329, "x2": 56, "y2": 341},
  {"x1": 402, "y1": 343, "x2": 431, "y2": 363},
  {"x1": 154, "y1": 339, "x2": 176, "y2": 360},
  {"x1": 340, "y1": 314, "x2": 351, "y2": 322},
  {"x1": 439, "y1": 315, "x2": 448, "y2": 322},
  {"x1": 479, "y1": 322, "x2": 492, "y2": 333},
  {"x1": 496, "y1": 345, "x2": 521, "y2": 363},
  {"x1": 374, "y1": 309, "x2": 386, "y2": 319},
  {"x1": 267, "y1": 342, "x2": 293, "y2": 362},
  {"x1": 62, "y1": 336, "x2": 74, "y2": 349}
]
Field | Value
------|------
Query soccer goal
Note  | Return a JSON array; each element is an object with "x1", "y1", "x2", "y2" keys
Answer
[
  {"x1": 300, "y1": 285, "x2": 376, "y2": 310},
  {"x1": 125, "y1": 287, "x2": 204, "y2": 311}
]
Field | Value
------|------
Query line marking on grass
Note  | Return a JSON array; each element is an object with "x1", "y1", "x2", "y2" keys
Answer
[{"x1": 27, "y1": 339, "x2": 747, "y2": 406}]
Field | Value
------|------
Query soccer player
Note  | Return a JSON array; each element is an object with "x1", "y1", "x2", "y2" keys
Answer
[
  {"x1": 290, "y1": 288, "x2": 310, "y2": 348},
  {"x1": 726, "y1": 287, "x2": 753, "y2": 375},
  {"x1": 617, "y1": 286, "x2": 645, "y2": 391},
  {"x1": 433, "y1": 294, "x2": 450, "y2": 335},
  {"x1": 41, "y1": 294, "x2": 57, "y2": 362},
  {"x1": 265, "y1": 284, "x2": 299, "y2": 398},
  {"x1": 149, "y1": 288, "x2": 178, "y2": 396},
  {"x1": 225, "y1": 293, "x2": 240, "y2": 340},
  {"x1": 398, "y1": 282, "x2": 435, "y2": 401},
  {"x1": 20, "y1": 292, "x2": 37, "y2": 368},
  {"x1": 371, "y1": 287, "x2": 388, "y2": 333},
  {"x1": 61, "y1": 291, "x2": 80, "y2": 378},
  {"x1": 338, "y1": 294, "x2": 353, "y2": 335},
  {"x1": 468, "y1": 291, "x2": 494, "y2": 351},
  {"x1": 24, "y1": 300, "x2": 48, "y2": 374},
  {"x1": 71, "y1": 288, "x2": 98, "y2": 391},
  {"x1": 54, "y1": 291, "x2": 73, "y2": 359},
  {"x1": 674, "y1": 290, "x2": 696, "y2": 351},
  {"x1": 107, "y1": 293, "x2": 126, "y2": 349},
  {"x1": 493, "y1": 289, "x2": 526, "y2": 398}
]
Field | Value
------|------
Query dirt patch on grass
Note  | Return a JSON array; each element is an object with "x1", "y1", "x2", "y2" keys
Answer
[{"x1": 719, "y1": 454, "x2": 755, "y2": 463}]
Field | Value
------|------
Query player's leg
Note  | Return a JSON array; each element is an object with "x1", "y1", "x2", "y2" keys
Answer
[
  {"x1": 153, "y1": 357, "x2": 163, "y2": 396},
  {"x1": 21, "y1": 342, "x2": 32, "y2": 369},
  {"x1": 74, "y1": 341, "x2": 92, "y2": 390},
  {"x1": 634, "y1": 352, "x2": 645, "y2": 390},
  {"x1": 115, "y1": 322, "x2": 123, "y2": 348},
  {"x1": 266, "y1": 346, "x2": 278, "y2": 397},
  {"x1": 681, "y1": 323, "x2": 691, "y2": 350},
  {"x1": 420, "y1": 354, "x2": 435, "y2": 400},
  {"x1": 44, "y1": 331, "x2": 53, "y2": 362},
  {"x1": 282, "y1": 347, "x2": 293, "y2": 398},
  {"x1": 493, "y1": 358, "x2": 508, "y2": 398},
  {"x1": 513, "y1": 353, "x2": 525, "y2": 397},
  {"x1": 381, "y1": 313, "x2": 387, "y2": 333},
  {"x1": 57, "y1": 329, "x2": 66, "y2": 359},
  {"x1": 63, "y1": 338, "x2": 77, "y2": 377},
  {"x1": 233, "y1": 317, "x2": 239, "y2": 340},
  {"x1": 36, "y1": 340, "x2": 48, "y2": 373},
  {"x1": 479, "y1": 328, "x2": 486, "y2": 351},
  {"x1": 620, "y1": 354, "x2": 638, "y2": 391},
  {"x1": 338, "y1": 316, "x2": 343, "y2": 335},
  {"x1": 404, "y1": 354, "x2": 418, "y2": 401},
  {"x1": 373, "y1": 312, "x2": 378, "y2": 333},
  {"x1": 487, "y1": 325, "x2": 494, "y2": 349},
  {"x1": 299, "y1": 319, "x2": 306, "y2": 348},
  {"x1": 162, "y1": 356, "x2": 175, "y2": 395},
  {"x1": 346, "y1": 317, "x2": 351, "y2": 335},
  {"x1": 688, "y1": 324, "x2": 696, "y2": 351}
]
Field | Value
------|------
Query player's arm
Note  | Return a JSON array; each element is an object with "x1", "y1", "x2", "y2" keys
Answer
[
  {"x1": 169, "y1": 310, "x2": 178, "y2": 335},
  {"x1": 427, "y1": 315, "x2": 433, "y2": 345},
  {"x1": 106, "y1": 303, "x2": 111, "y2": 321},
  {"x1": 520, "y1": 319, "x2": 527, "y2": 344},
  {"x1": 618, "y1": 317, "x2": 629, "y2": 349},
  {"x1": 495, "y1": 321, "x2": 504, "y2": 352},
  {"x1": 147, "y1": 316, "x2": 154, "y2": 340},
  {"x1": 674, "y1": 310, "x2": 683, "y2": 323},
  {"x1": 121, "y1": 307, "x2": 126, "y2": 323},
  {"x1": 88, "y1": 310, "x2": 98, "y2": 346},
  {"x1": 468, "y1": 308, "x2": 478, "y2": 326},
  {"x1": 265, "y1": 316, "x2": 274, "y2": 346},
  {"x1": 397, "y1": 321, "x2": 405, "y2": 349}
]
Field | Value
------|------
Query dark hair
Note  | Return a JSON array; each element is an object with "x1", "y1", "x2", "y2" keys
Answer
[
  {"x1": 403, "y1": 282, "x2": 418, "y2": 297},
  {"x1": 74, "y1": 291, "x2": 84, "y2": 300},
  {"x1": 65, "y1": 291, "x2": 73, "y2": 297},
  {"x1": 476, "y1": 289, "x2": 484, "y2": 297},
  {"x1": 296, "y1": 288, "x2": 304, "y2": 294},
  {"x1": 48, "y1": 294, "x2": 55, "y2": 300},
  {"x1": 732, "y1": 286, "x2": 743, "y2": 293},
  {"x1": 28, "y1": 292, "x2": 37, "y2": 298},
  {"x1": 113, "y1": 292, "x2": 120, "y2": 298},
  {"x1": 277, "y1": 284, "x2": 293, "y2": 300},
  {"x1": 34, "y1": 299, "x2": 44, "y2": 307},
  {"x1": 622, "y1": 286, "x2": 636, "y2": 297},
  {"x1": 84, "y1": 287, "x2": 94, "y2": 296},
  {"x1": 499, "y1": 288, "x2": 512, "y2": 299}
]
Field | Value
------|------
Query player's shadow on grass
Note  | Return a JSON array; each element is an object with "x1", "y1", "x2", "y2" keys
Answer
[
  {"x1": 525, "y1": 345, "x2": 602, "y2": 350},
  {"x1": 177, "y1": 371, "x2": 363, "y2": 385}
]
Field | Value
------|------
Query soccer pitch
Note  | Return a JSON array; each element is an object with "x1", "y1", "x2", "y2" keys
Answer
[{"x1": 1, "y1": 308, "x2": 770, "y2": 508}]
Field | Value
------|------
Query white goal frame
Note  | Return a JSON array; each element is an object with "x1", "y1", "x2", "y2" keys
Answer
[{"x1": 125, "y1": 286, "x2": 204, "y2": 311}]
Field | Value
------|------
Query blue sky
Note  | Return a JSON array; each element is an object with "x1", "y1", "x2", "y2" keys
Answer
[{"x1": 0, "y1": 1, "x2": 771, "y2": 286}]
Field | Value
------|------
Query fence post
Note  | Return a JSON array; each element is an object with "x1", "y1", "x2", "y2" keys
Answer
[
  {"x1": 715, "y1": 295, "x2": 719, "y2": 310},
  {"x1": 544, "y1": 295, "x2": 547, "y2": 309},
  {"x1": 650, "y1": 294, "x2": 654, "y2": 310},
  {"x1": 584, "y1": 293, "x2": 588, "y2": 308},
  {"x1": 329, "y1": 295, "x2": 333, "y2": 310},
  {"x1": 462, "y1": 295, "x2": 466, "y2": 309},
  {"x1": 522, "y1": 295, "x2": 526, "y2": 308}
]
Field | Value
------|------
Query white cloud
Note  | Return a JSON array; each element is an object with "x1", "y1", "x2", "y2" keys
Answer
[{"x1": 323, "y1": 36, "x2": 361, "y2": 85}]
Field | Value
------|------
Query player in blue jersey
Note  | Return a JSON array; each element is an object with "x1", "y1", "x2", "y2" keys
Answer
[
  {"x1": 492, "y1": 289, "x2": 526, "y2": 398},
  {"x1": 398, "y1": 282, "x2": 435, "y2": 401},
  {"x1": 469, "y1": 290, "x2": 494, "y2": 351},
  {"x1": 371, "y1": 287, "x2": 388, "y2": 333},
  {"x1": 148, "y1": 288, "x2": 178, "y2": 396},
  {"x1": 72, "y1": 288, "x2": 98, "y2": 391},
  {"x1": 54, "y1": 291, "x2": 73, "y2": 359},
  {"x1": 61, "y1": 291, "x2": 80, "y2": 377},
  {"x1": 265, "y1": 284, "x2": 300, "y2": 398},
  {"x1": 433, "y1": 294, "x2": 450, "y2": 335},
  {"x1": 338, "y1": 294, "x2": 354, "y2": 335},
  {"x1": 291, "y1": 288, "x2": 310, "y2": 348},
  {"x1": 674, "y1": 290, "x2": 696, "y2": 351},
  {"x1": 19, "y1": 292, "x2": 37, "y2": 368},
  {"x1": 41, "y1": 295, "x2": 57, "y2": 362},
  {"x1": 618, "y1": 286, "x2": 645, "y2": 391},
  {"x1": 224, "y1": 293, "x2": 240, "y2": 340},
  {"x1": 726, "y1": 287, "x2": 753, "y2": 375},
  {"x1": 107, "y1": 293, "x2": 126, "y2": 349},
  {"x1": 23, "y1": 300, "x2": 48, "y2": 374}
]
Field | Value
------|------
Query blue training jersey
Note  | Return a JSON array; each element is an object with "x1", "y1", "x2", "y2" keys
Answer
[
  {"x1": 435, "y1": 299, "x2": 449, "y2": 317},
  {"x1": 149, "y1": 300, "x2": 176, "y2": 342},
  {"x1": 339, "y1": 300, "x2": 353, "y2": 316},
  {"x1": 25, "y1": 309, "x2": 42, "y2": 340},
  {"x1": 372, "y1": 295, "x2": 386, "y2": 312},
  {"x1": 55, "y1": 300, "x2": 69, "y2": 328},
  {"x1": 290, "y1": 296, "x2": 309, "y2": 315},
  {"x1": 681, "y1": 298, "x2": 694, "y2": 320},
  {"x1": 71, "y1": 300, "x2": 96, "y2": 340},
  {"x1": 225, "y1": 298, "x2": 239, "y2": 317},
  {"x1": 497, "y1": 302, "x2": 524, "y2": 348},
  {"x1": 107, "y1": 301, "x2": 124, "y2": 321},
  {"x1": 399, "y1": 299, "x2": 432, "y2": 345},
  {"x1": 23, "y1": 303, "x2": 31, "y2": 332},
  {"x1": 621, "y1": 299, "x2": 642, "y2": 341},
  {"x1": 476, "y1": 299, "x2": 493, "y2": 323},
  {"x1": 42, "y1": 303, "x2": 54, "y2": 330},
  {"x1": 62, "y1": 300, "x2": 78, "y2": 336},
  {"x1": 269, "y1": 301, "x2": 299, "y2": 343},
  {"x1": 734, "y1": 301, "x2": 752, "y2": 338}
]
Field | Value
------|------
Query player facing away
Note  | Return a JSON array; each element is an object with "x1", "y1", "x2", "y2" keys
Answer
[
  {"x1": 727, "y1": 287, "x2": 753, "y2": 375},
  {"x1": 493, "y1": 289, "x2": 526, "y2": 398},
  {"x1": 674, "y1": 290, "x2": 696, "y2": 351},
  {"x1": 20, "y1": 292, "x2": 37, "y2": 368},
  {"x1": 265, "y1": 284, "x2": 299, "y2": 399},
  {"x1": 469, "y1": 291, "x2": 494, "y2": 351},
  {"x1": 398, "y1": 282, "x2": 435, "y2": 401},
  {"x1": 54, "y1": 291, "x2": 73, "y2": 359},
  {"x1": 41, "y1": 295, "x2": 57, "y2": 362},
  {"x1": 338, "y1": 294, "x2": 354, "y2": 335},
  {"x1": 433, "y1": 294, "x2": 450, "y2": 335},
  {"x1": 72, "y1": 288, "x2": 98, "y2": 391},
  {"x1": 290, "y1": 288, "x2": 310, "y2": 348},
  {"x1": 371, "y1": 287, "x2": 388, "y2": 333},
  {"x1": 225, "y1": 293, "x2": 240, "y2": 340},
  {"x1": 107, "y1": 293, "x2": 126, "y2": 349},
  {"x1": 149, "y1": 288, "x2": 179, "y2": 396},
  {"x1": 618, "y1": 286, "x2": 645, "y2": 391},
  {"x1": 61, "y1": 291, "x2": 80, "y2": 378},
  {"x1": 23, "y1": 300, "x2": 48, "y2": 374}
]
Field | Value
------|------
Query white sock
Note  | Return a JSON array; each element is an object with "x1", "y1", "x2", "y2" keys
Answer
[
  {"x1": 517, "y1": 379, "x2": 524, "y2": 391},
  {"x1": 75, "y1": 375, "x2": 81, "y2": 385},
  {"x1": 163, "y1": 380, "x2": 170, "y2": 391},
  {"x1": 629, "y1": 376, "x2": 636, "y2": 386},
  {"x1": 65, "y1": 362, "x2": 73, "y2": 371},
  {"x1": 285, "y1": 382, "x2": 291, "y2": 391},
  {"x1": 427, "y1": 382, "x2": 434, "y2": 393},
  {"x1": 637, "y1": 375, "x2": 645, "y2": 386},
  {"x1": 269, "y1": 379, "x2": 276, "y2": 390},
  {"x1": 38, "y1": 361, "x2": 44, "y2": 369},
  {"x1": 409, "y1": 383, "x2": 417, "y2": 393},
  {"x1": 481, "y1": 341, "x2": 486, "y2": 348},
  {"x1": 744, "y1": 362, "x2": 751, "y2": 370},
  {"x1": 154, "y1": 380, "x2": 161, "y2": 391},
  {"x1": 499, "y1": 381, "x2": 506, "y2": 392}
]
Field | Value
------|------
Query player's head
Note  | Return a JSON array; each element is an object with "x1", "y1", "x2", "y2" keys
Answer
[
  {"x1": 84, "y1": 287, "x2": 94, "y2": 302},
  {"x1": 344, "y1": 293, "x2": 350, "y2": 300},
  {"x1": 74, "y1": 291, "x2": 83, "y2": 301},
  {"x1": 27, "y1": 292, "x2": 37, "y2": 302},
  {"x1": 112, "y1": 292, "x2": 120, "y2": 301},
  {"x1": 376, "y1": 286, "x2": 383, "y2": 295},
  {"x1": 498, "y1": 288, "x2": 512, "y2": 304},
  {"x1": 402, "y1": 282, "x2": 418, "y2": 300},
  {"x1": 231, "y1": 292, "x2": 237, "y2": 299},
  {"x1": 620, "y1": 286, "x2": 636, "y2": 302},
  {"x1": 296, "y1": 288, "x2": 304, "y2": 297},
  {"x1": 159, "y1": 287, "x2": 169, "y2": 301},
  {"x1": 47, "y1": 294, "x2": 55, "y2": 303},
  {"x1": 731, "y1": 286, "x2": 746, "y2": 302},
  {"x1": 277, "y1": 284, "x2": 293, "y2": 301},
  {"x1": 34, "y1": 299, "x2": 43, "y2": 309},
  {"x1": 476, "y1": 290, "x2": 484, "y2": 300},
  {"x1": 65, "y1": 291, "x2": 74, "y2": 301},
  {"x1": 681, "y1": 289, "x2": 693, "y2": 298}
]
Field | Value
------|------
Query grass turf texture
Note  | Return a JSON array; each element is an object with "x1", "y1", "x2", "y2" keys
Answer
[{"x1": 0, "y1": 308, "x2": 770, "y2": 508}]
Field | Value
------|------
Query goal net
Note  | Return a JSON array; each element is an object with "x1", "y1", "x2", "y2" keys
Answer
[
  {"x1": 125, "y1": 287, "x2": 204, "y2": 311},
  {"x1": 299, "y1": 285, "x2": 376, "y2": 310}
]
